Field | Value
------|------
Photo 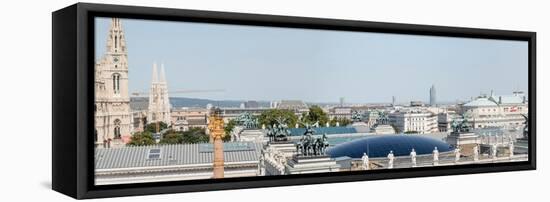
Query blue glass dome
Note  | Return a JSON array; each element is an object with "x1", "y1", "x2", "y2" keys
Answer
[{"x1": 327, "y1": 135, "x2": 453, "y2": 158}]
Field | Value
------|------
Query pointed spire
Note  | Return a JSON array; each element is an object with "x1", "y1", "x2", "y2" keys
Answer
[
  {"x1": 152, "y1": 62, "x2": 158, "y2": 83},
  {"x1": 160, "y1": 63, "x2": 167, "y2": 83},
  {"x1": 107, "y1": 18, "x2": 126, "y2": 53}
]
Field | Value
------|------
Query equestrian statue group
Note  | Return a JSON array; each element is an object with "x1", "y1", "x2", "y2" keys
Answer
[
  {"x1": 295, "y1": 122, "x2": 329, "y2": 156},
  {"x1": 266, "y1": 120, "x2": 291, "y2": 142},
  {"x1": 451, "y1": 115, "x2": 471, "y2": 133}
]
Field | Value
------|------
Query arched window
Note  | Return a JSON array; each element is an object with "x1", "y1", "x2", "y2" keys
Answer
[
  {"x1": 112, "y1": 73, "x2": 120, "y2": 94},
  {"x1": 114, "y1": 36, "x2": 118, "y2": 50},
  {"x1": 114, "y1": 119, "x2": 121, "y2": 139}
]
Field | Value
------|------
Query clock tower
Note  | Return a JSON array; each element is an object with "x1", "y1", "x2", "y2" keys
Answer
[{"x1": 95, "y1": 18, "x2": 132, "y2": 148}]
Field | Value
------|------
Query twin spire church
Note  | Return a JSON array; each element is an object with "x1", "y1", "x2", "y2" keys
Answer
[
  {"x1": 95, "y1": 18, "x2": 171, "y2": 148},
  {"x1": 147, "y1": 63, "x2": 171, "y2": 127}
]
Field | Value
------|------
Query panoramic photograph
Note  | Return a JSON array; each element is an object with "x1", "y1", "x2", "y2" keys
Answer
[{"x1": 93, "y1": 17, "x2": 529, "y2": 185}]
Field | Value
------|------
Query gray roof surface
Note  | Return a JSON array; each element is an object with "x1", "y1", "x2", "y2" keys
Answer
[
  {"x1": 95, "y1": 142, "x2": 262, "y2": 170},
  {"x1": 463, "y1": 98, "x2": 497, "y2": 107}
]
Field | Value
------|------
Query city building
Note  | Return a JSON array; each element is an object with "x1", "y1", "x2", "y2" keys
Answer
[
  {"x1": 459, "y1": 91, "x2": 528, "y2": 129},
  {"x1": 147, "y1": 63, "x2": 171, "y2": 126},
  {"x1": 329, "y1": 106, "x2": 353, "y2": 120},
  {"x1": 437, "y1": 110, "x2": 459, "y2": 132},
  {"x1": 242, "y1": 100, "x2": 260, "y2": 108},
  {"x1": 410, "y1": 101, "x2": 425, "y2": 107},
  {"x1": 94, "y1": 18, "x2": 132, "y2": 148},
  {"x1": 216, "y1": 108, "x2": 272, "y2": 123},
  {"x1": 389, "y1": 109, "x2": 438, "y2": 134},
  {"x1": 276, "y1": 100, "x2": 309, "y2": 113},
  {"x1": 171, "y1": 108, "x2": 208, "y2": 131}
]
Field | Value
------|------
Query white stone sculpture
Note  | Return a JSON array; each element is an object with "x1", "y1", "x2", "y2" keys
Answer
[
  {"x1": 387, "y1": 151, "x2": 395, "y2": 169},
  {"x1": 410, "y1": 148, "x2": 417, "y2": 167},
  {"x1": 433, "y1": 147, "x2": 439, "y2": 165},
  {"x1": 361, "y1": 153, "x2": 370, "y2": 170}
]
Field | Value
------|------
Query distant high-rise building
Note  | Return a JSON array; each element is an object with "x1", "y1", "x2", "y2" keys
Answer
[
  {"x1": 392, "y1": 96, "x2": 396, "y2": 106},
  {"x1": 339, "y1": 97, "x2": 345, "y2": 107},
  {"x1": 430, "y1": 84, "x2": 436, "y2": 106}
]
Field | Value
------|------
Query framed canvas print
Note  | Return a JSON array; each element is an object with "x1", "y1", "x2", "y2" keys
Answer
[{"x1": 52, "y1": 3, "x2": 536, "y2": 199}]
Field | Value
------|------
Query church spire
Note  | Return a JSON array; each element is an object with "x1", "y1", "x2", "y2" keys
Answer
[
  {"x1": 106, "y1": 18, "x2": 126, "y2": 53},
  {"x1": 151, "y1": 62, "x2": 158, "y2": 83},
  {"x1": 160, "y1": 63, "x2": 167, "y2": 83}
]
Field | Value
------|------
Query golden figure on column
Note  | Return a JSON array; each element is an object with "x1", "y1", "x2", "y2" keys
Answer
[{"x1": 208, "y1": 108, "x2": 225, "y2": 179}]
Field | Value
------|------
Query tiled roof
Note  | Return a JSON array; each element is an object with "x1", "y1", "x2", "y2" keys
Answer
[{"x1": 95, "y1": 142, "x2": 262, "y2": 170}]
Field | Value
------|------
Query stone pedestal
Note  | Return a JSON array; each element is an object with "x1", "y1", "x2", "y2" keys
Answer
[
  {"x1": 239, "y1": 129, "x2": 266, "y2": 142},
  {"x1": 446, "y1": 132, "x2": 479, "y2": 156},
  {"x1": 267, "y1": 141, "x2": 297, "y2": 158},
  {"x1": 285, "y1": 155, "x2": 341, "y2": 174}
]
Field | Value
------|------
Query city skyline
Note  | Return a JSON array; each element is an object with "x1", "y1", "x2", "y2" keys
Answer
[{"x1": 95, "y1": 17, "x2": 528, "y2": 104}]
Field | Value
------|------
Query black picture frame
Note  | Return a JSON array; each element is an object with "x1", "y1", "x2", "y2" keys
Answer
[{"x1": 52, "y1": 3, "x2": 536, "y2": 199}]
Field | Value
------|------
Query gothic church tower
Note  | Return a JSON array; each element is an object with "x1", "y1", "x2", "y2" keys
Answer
[
  {"x1": 95, "y1": 18, "x2": 132, "y2": 148},
  {"x1": 147, "y1": 63, "x2": 171, "y2": 126}
]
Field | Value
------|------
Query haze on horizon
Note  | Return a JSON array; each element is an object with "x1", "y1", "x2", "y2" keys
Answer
[{"x1": 95, "y1": 17, "x2": 528, "y2": 104}]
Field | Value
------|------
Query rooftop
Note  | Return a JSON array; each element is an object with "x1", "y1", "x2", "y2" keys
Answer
[
  {"x1": 95, "y1": 142, "x2": 261, "y2": 170},
  {"x1": 463, "y1": 97, "x2": 498, "y2": 107},
  {"x1": 327, "y1": 135, "x2": 453, "y2": 158}
]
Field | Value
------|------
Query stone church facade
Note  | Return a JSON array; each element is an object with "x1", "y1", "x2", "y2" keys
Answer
[{"x1": 95, "y1": 18, "x2": 132, "y2": 148}]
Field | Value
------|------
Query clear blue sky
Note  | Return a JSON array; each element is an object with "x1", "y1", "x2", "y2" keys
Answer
[{"x1": 95, "y1": 17, "x2": 528, "y2": 104}]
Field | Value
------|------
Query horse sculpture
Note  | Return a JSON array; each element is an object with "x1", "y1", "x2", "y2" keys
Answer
[{"x1": 295, "y1": 124, "x2": 329, "y2": 156}]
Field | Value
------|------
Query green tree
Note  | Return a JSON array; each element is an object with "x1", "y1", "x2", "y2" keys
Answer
[
  {"x1": 181, "y1": 127, "x2": 209, "y2": 144},
  {"x1": 222, "y1": 119, "x2": 239, "y2": 142},
  {"x1": 224, "y1": 119, "x2": 238, "y2": 137},
  {"x1": 127, "y1": 131, "x2": 156, "y2": 146},
  {"x1": 301, "y1": 105, "x2": 329, "y2": 126},
  {"x1": 145, "y1": 121, "x2": 168, "y2": 133},
  {"x1": 159, "y1": 131, "x2": 183, "y2": 144},
  {"x1": 258, "y1": 109, "x2": 298, "y2": 127}
]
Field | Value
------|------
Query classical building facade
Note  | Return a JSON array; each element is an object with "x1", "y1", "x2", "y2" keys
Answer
[
  {"x1": 389, "y1": 109, "x2": 438, "y2": 134},
  {"x1": 171, "y1": 108, "x2": 208, "y2": 131},
  {"x1": 147, "y1": 63, "x2": 171, "y2": 126},
  {"x1": 95, "y1": 18, "x2": 132, "y2": 148},
  {"x1": 459, "y1": 91, "x2": 528, "y2": 129}
]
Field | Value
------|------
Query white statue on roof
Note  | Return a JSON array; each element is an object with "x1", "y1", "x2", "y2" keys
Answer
[
  {"x1": 433, "y1": 147, "x2": 439, "y2": 165},
  {"x1": 387, "y1": 151, "x2": 395, "y2": 169},
  {"x1": 361, "y1": 153, "x2": 370, "y2": 170},
  {"x1": 492, "y1": 144, "x2": 498, "y2": 159},
  {"x1": 410, "y1": 148, "x2": 417, "y2": 167},
  {"x1": 473, "y1": 145, "x2": 479, "y2": 161},
  {"x1": 454, "y1": 147, "x2": 461, "y2": 163}
]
